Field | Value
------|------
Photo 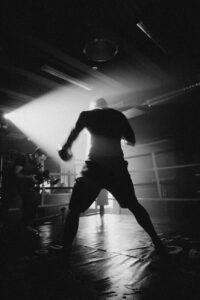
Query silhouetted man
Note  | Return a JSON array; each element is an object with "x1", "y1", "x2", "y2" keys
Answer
[{"x1": 58, "y1": 98, "x2": 167, "y2": 265}]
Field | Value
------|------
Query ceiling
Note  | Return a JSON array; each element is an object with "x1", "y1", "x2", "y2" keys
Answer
[{"x1": 1, "y1": 0, "x2": 200, "y2": 138}]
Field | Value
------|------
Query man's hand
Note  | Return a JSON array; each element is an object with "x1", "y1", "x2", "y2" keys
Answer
[
  {"x1": 58, "y1": 147, "x2": 73, "y2": 161},
  {"x1": 28, "y1": 174, "x2": 38, "y2": 184}
]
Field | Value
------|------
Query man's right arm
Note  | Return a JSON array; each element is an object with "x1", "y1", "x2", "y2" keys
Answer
[
  {"x1": 14, "y1": 164, "x2": 37, "y2": 183},
  {"x1": 14, "y1": 156, "x2": 36, "y2": 182},
  {"x1": 58, "y1": 111, "x2": 86, "y2": 161}
]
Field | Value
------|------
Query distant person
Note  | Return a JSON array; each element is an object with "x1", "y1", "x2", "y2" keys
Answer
[
  {"x1": 58, "y1": 98, "x2": 168, "y2": 266},
  {"x1": 13, "y1": 148, "x2": 47, "y2": 234}
]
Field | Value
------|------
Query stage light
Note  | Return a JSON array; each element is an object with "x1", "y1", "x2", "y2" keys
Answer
[
  {"x1": 0, "y1": 112, "x2": 8, "y2": 130},
  {"x1": 4, "y1": 113, "x2": 9, "y2": 120}
]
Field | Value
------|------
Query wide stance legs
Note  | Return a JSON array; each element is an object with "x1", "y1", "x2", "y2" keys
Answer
[{"x1": 62, "y1": 203, "x2": 167, "y2": 266}]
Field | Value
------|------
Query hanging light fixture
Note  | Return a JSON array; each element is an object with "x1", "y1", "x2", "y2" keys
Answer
[{"x1": 83, "y1": 37, "x2": 119, "y2": 62}]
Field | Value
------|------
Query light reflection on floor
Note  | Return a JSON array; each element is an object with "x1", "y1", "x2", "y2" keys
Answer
[
  {"x1": 38, "y1": 223, "x2": 53, "y2": 248},
  {"x1": 1, "y1": 213, "x2": 200, "y2": 299}
]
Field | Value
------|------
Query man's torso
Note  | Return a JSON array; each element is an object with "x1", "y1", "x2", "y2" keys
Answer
[{"x1": 83, "y1": 108, "x2": 126, "y2": 161}]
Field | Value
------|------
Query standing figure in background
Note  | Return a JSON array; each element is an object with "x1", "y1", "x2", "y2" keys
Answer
[
  {"x1": 58, "y1": 98, "x2": 168, "y2": 266},
  {"x1": 14, "y1": 148, "x2": 47, "y2": 234}
]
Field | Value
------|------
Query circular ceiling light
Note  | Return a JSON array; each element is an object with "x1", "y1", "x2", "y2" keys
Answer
[{"x1": 83, "y1": 38, "x2": 118, "y2": 62}]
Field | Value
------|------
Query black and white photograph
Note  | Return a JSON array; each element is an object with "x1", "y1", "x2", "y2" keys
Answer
[{"x1": 1, "y1": 1, "x2": 200, "y2": 299}]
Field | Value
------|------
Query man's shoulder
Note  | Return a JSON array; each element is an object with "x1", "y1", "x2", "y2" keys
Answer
[
  {"x1": 79, "y1": 110, "x2": 89, "y2": 118},
  {"x1": 80, "y1": 108, "x2": 126, "y2": 120},
  {"x1": 90, "y1": 108, "x2": 122, "y2": 114},
  {"x1": 104, "y1": 108, "x2": 126, "y2": 119},
  {"x1": 14, "y1": 153, "x2": 27, "y2": 166}
]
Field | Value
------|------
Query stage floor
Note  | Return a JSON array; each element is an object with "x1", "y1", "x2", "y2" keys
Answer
[{"x1": 1, "y1": 213, "x2": 200, "y2": 299}]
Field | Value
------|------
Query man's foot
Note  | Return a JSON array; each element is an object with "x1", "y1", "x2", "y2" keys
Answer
[
  {"x1": 25, "y1": 225, "x2": 39, "y2": 235},
  {"x1": 154, "y1": 240, "x2": 169, "y2": 258}
]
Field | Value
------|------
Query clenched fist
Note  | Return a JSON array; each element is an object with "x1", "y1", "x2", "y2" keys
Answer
[{"x1": 58, "y1": 147, "x2": 73, "y2": 161}]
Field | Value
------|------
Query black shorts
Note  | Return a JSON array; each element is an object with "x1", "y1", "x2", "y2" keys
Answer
[{"x1": 69, "y1": 159, "x2": 138, "y2": 212}]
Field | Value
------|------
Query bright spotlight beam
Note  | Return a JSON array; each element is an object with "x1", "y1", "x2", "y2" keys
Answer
[
  {"x1": 4, "y1": 87, "x2": 90, "y2": 162},
  {"x1": 4, "y1": 68, "x2": 132, "y2": 164}
]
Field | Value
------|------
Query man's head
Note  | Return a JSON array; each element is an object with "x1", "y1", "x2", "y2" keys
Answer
[
  {"x1": 89, "y1": 98, "x2": 108, "y2": 110},
  {"x1": 32, "y1": 147, "x2": 47, "y2": 164}
]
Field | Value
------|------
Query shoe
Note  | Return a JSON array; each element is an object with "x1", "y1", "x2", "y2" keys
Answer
[{"x1": 154, "y1": 241, "x2": 169, "y2": 258}]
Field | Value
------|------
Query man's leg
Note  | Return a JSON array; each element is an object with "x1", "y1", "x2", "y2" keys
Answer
[
  {"x1": 0, "y1": 190, "x2": 10, "y2": 227},
  {"x1": 62, "y1": 176, "x2": 101, "y2": 266},
  {"x1": 128, "y1": 203, "x2": 167, "y2": 255},
  {"x1": 21, "y1": 189, "x2": 39, "y2": 233},
  {"x1": 108, "y1": 166, "x2": 167, "y2": 257},
  {"x1": 63, "y1": 208, "x2": 80, "y2": 266}
]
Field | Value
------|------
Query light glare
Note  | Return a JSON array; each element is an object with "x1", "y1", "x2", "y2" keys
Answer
[{"x1": 3, "y1": 113, "x2": 10, "y2": 120}]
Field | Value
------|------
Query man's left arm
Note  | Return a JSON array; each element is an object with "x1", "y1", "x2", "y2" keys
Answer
[{"x1": 122, "y1": 116, "x2": 136, "y2": 146}]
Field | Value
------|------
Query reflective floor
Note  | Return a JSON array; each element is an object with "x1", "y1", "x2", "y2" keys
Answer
[{"x1": 1, "y1": 213, "x2": 200, "y2": 299}]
